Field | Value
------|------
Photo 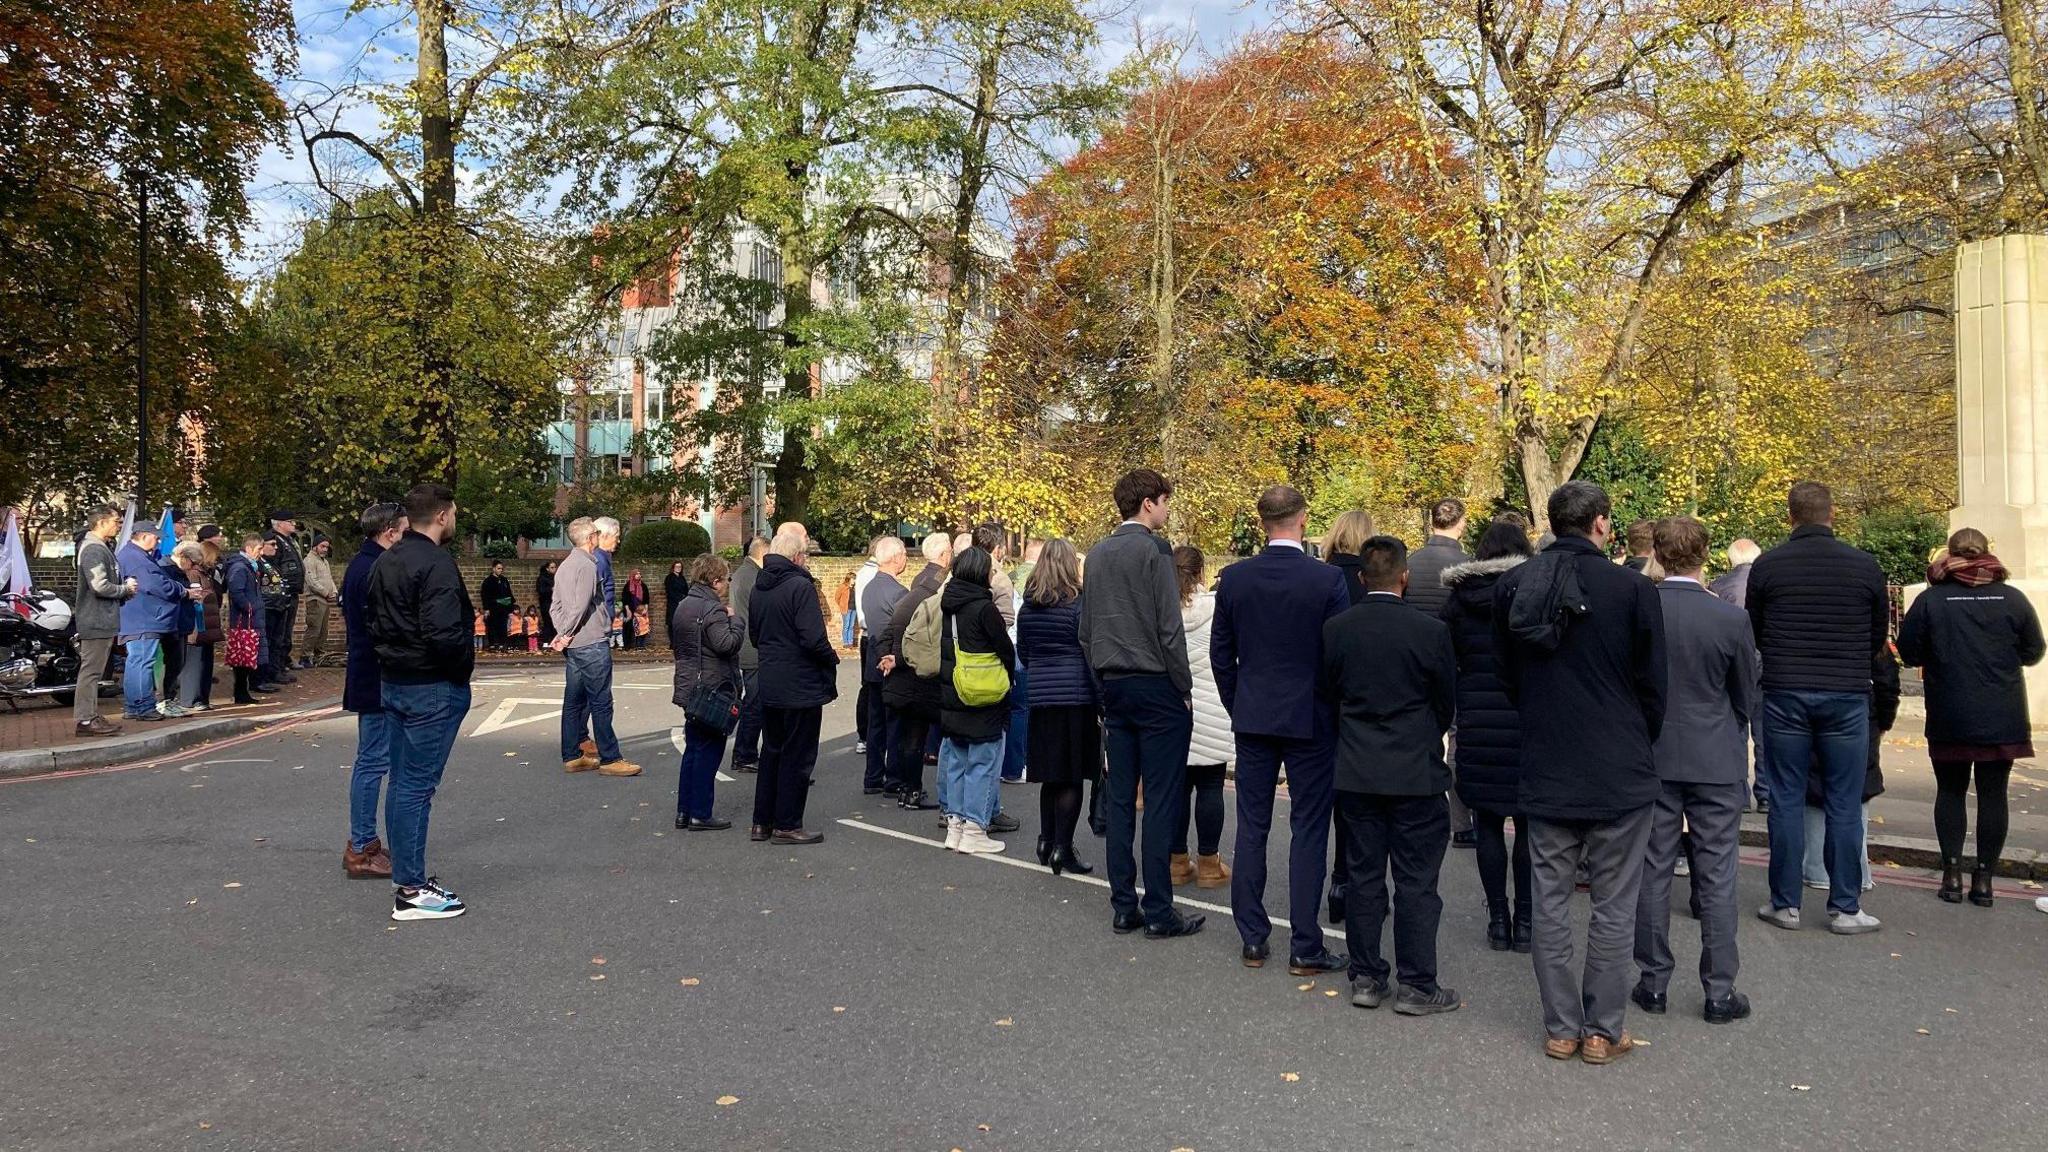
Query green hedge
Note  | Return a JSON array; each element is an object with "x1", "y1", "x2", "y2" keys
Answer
[{"x1": 618, "y1": 519, "x2": 711, "y2": 560}]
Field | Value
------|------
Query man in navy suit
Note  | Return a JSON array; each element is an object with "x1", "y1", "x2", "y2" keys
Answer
[{"x1": 1212, "y1": 485, "x2": 1352, "y2": 973}]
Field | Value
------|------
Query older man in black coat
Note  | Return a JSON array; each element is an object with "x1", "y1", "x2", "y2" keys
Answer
[
  {"x1": 1494, "y1": 481, "x2": 1667, "y2": 1065},
  {"x1": 748, "y1": 523, "x2": 839, "y2": 845},
  {"x1": 1321, "y1": 537, "x2": 1460, "y2": 1016}
]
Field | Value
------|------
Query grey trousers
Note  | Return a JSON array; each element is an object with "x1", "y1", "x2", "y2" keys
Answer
[
  {"x1": 72, "y1": 636, "x2": 116, "y2": 724},
  {"x1": 1635, "y1": 781, "x2": 1744, "y2": 1001},
  {"x1": 1528, "y1": 805, "x2": 1655, "y2": 1043}
]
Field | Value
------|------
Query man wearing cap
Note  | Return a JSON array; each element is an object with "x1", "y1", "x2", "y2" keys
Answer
[
  {"x1": 118, "y1": 523, "x2": 201, "y2": 721},
  {"x1": 262, "y1": 510, "x2": 305, "y2": 684},
  {"x1": 301, "y1": 535, "x2": 339, "y2": 668}
]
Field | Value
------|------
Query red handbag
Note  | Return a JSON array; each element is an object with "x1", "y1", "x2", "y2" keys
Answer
[{"x1": 224, "y1": 608, "x2": 261, "y2": 669}]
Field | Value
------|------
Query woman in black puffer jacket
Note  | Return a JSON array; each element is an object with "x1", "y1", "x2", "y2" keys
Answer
[
  {"x1": 1439, "y1": 518, "x2": 1535, "y2": 953},
  {"x1": 1017, "y1": 539, "x2": 1097, "y2": 876},
  {"x1": 670, "y1": 554, "x2": 743, "y2": 831},
  {"x1": 939, "y1": 547, "x2": 1017, "y2": 855}
]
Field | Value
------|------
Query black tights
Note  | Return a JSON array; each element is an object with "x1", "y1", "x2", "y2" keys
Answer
[
  {"x1": 1040, "y1": 783, "x2": 1084, "y2": 850},
  {"x1": 1470, "y1": 806, "x2": 1531, "y2": 915},
  {"x1": 1933, "y1": 759, "x2": 2012, "y2": 867},
  {"x1": 233, "y1": 667, "x2": 256, "y2": 702},
  {"x1": 1171, "y1": 774, "x2": 1225, "y2": 856}
]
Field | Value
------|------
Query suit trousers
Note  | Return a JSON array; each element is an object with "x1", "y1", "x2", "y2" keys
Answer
[
  {"x1": 1634, "y1": 780, "x2": 1744, "y2": 1001},
  {"x1": 892, "y1": 705, "x2": 933, "y2": 794},
  {"x1": 1232, "y1": 731, "x2": 1338, "y2": 958},
  {"x1": 1338, "y1": 791, "x2": 1449, "y2": 992},
  {"x1": 862, "y1": 683, "x2": 897, "y2": 790},
  {"x1": 731, "y1": 668, "x2": 764, "y2": 768},
  {"x1": 1101, "y1": 675, "x2": 1192, "y2": 927},
  {"x1": 754, "y1": 705, "x2": 821, "y2": 831},
  {"x1": 1527, "y1": 805, "x2": 1655, "y2": 1043}
]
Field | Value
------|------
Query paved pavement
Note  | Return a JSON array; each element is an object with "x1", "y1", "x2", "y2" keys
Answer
[{"x1": 3, "y1": 662, "x2": 2044, "y2": 1151}]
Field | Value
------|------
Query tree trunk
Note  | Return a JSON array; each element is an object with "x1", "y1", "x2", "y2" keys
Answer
[
  {"x1": 413, "y1": 0, "x2": 460, "y2": 488},
  {"x1": 937, "y1": 30, "x2": 1002, "y2": 415},
  {"x1": 773, "y1": 235, "x2": 816, "y2": 527}
]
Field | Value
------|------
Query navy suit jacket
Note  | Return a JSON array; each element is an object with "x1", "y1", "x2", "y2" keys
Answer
[
  {"x1": 1210, "y1": 544, "x2": 1352, "y2": 740},
  {"x1": 1651, "y1": 579, "x2": 1756, "y2": 785}
]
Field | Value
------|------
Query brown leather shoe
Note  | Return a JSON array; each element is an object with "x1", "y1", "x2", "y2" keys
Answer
[
  {"x1": 1170, "y1": 852, "x2": 1195, "y2": 886},
  {"x1": 75, "y1": 716, "x2": 123, "y2": 737},
  {"x1": 343, "y1": 838, "x2": 393, "y2": 879},
  {"x1": 749, "y1": 824, "x2": 771, "y2": 842},
  {"x1": 1580, "y1": 1032, "x2": 1635, "y2": 1065},
  {"x1": 772, "y1": 828, "x2": 824, "y2": 845},
  {"x1": 1544, "y1": 1037, "x2": 1582, "y2": 1061},
  {"x1": 597, "y1": 759, "x2": 642, "y2": 777},
  {"x1": 579, "y1": 738, "x2": 597, "y2": 758},
  {"x1": 564, "y1": 755, "x2": 600, "y2": 772},
  {"x1": 1196, "y1": 853, "x2": 1230, "y2": 889}
]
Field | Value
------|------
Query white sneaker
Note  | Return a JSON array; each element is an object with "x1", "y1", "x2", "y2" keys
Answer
[
  {"x1": 157, "y1": 701, "x2": 189, "y2": 718},
  {"x1": 855, "y1": 741, "x2": 867, "y2": 755},
  {"x1": 1803, "y1": 879, "x2": 1829, "y2": 891},
  {"x1": 943, "y1": 816, "x2": 963, "y2": 851},
  {"x1": 1756, "y1": 903, "x2": 1801, "y2": 930},
  {"x1": 1827, "y1": 910, "x2": 1882, "y2": 935},
  {"x1": 957, "y1": 823, "x2": 1006, "y2": 855}
]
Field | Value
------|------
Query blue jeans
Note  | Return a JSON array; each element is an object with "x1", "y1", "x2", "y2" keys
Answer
[
  {"x1": 1101, "y1": 675, "x2": 1193, "y2": 926},
  {"x1": 349, "y1": 710, "x2": 395, "y2": 851},
  {"x1": 559, "y1": 644, "x2": 622, "y2": 763},
  {"x1": 1762, "y1": 690, "x2": 1869, "y2": 915},
  {"x1": 941, "y1": 736, "x2": 1003, "y2": 827},
  {"x1": 381, "y1": 680, "x2": 472, "y2": 889},
  {"x1": 121, "y1": 634, "x2": 162, "y2": 716},
  {"x1": 1803, "y1": 802, "x2": 1872, "y2": 891},
  {"x1": 677, "y1": 717, "x2": 729, "y2": 821},
  {"x1": 1001, "y1": 665, "x2": 1030, "y2": 781},
  {"x1": 841, "y1": 611, "x2": 857, "y2": 647}
]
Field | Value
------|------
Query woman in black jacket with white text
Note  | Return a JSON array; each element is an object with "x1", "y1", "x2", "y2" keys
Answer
[{"x1": 1897, "y1": 528, "x2": 2046, "y2": 905}]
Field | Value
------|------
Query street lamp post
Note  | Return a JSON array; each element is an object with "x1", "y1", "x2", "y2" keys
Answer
[{"x1": 135, "y1": 182, "x2": 149, "y2": 513}]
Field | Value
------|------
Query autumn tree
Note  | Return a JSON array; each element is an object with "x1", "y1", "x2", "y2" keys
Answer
[{"x1": 1308, "y1": 0, "x2": 1859, "y2": 531}]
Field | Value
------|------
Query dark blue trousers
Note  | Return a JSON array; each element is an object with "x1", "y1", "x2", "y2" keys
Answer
[
  {"x1": 731, "y1": 667, "x2": 762, "y2": 768},
  {"x1": 862, "y1": 681, "x2": 898, "y2": 790},
  {"x1": 1101, "y1": 675, "x2": 1192, "y2": 927},
  {"x1": 1232, "y1": 730, "x2": 1337, "y2": 958}
]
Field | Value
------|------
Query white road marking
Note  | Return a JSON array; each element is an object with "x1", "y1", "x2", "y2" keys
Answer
[
  {"x1": 670, "y1": 726, "x2": 735, "y2": 781},
  {"x1": 835, "y1": 817, "x2": 1341, "y2": 942},
  {"x1": 467, "y1": 697, "x2": 564, "y2": 738},
  {"x1": 176, "y1": 758, "x2": 272, "y2": 772}
]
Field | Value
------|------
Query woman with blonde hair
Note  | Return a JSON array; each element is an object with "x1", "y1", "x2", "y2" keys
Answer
[
  {"x1": 1172, "y1": 544, "x2": 1232, "y2": 888},
  {"x1": 1017, "y1": 539, "x2": 1098, "y2": 873},
  {"x1": 1323, "y1": 510, "x2": 1375, "y2": 606}
]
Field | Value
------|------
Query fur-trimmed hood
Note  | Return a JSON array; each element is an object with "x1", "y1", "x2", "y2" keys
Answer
[{"x1": 1441, "y1": 555, "x2": 1528, "y2": 587}]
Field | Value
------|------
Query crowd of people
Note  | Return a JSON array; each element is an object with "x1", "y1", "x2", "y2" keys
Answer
[{"x1": 90, "y1": 464, "x2": 2046, "y2": 1055}]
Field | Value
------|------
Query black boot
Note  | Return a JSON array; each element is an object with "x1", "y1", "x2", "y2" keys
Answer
[
  {"x1": 1049, "y1": 845, "x2": 1093, "y2": 876},
  {"x1": 1939, "y1": 858, "x2": 1964, "y2": 904},
  {"x1": 1970, "y1": 866, "x2": 1996, "y2": 908},
  {"x1": 1036, "y1": 835, "x2": 1051, "y2": 867},
  {"x1": 1486, "y1": 904, "x2": 1512, "y2": 952},
  {"x1": 1511, "y1": 907, "x2": 1533, "y2": 954}
]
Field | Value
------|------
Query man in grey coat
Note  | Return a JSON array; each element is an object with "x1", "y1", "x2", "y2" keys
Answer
[
  {"x1": 1633, "y1": 517, "x2": 1754, "y2": 1026},
  {"x1": 72, "y1": 504, "x2": 135, "y2": 736},
  {"x1": 728, "y1": 535, "x2": 770, "y2": 772},
  {"x1": 550, "y1": 517, "x2": 639, "y2": 778}
]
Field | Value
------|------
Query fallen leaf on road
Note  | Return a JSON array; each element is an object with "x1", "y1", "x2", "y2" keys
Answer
[
  {"x1": 994, "y1": 1018, "x2": 1014, "y2": 1027},
  {"x1": 833, "y1": 1006, "x2": 845, "y2": 1013},
  {"x1": 496, "y1": 817, "x2": 505, "y2": 822},
  {"x1": 23, "y1": 838, "x2": 34, "y2": 843},
  {"x1": 1883, "y1": 860, "x2": 1900, "y2": 869},
  {"x1": 252, "y1": 837, "x2": 266, "y2": 843},
  {"x1": 1323, "y1": 989, "x2": 1338, "y2": 998},
  {"x1": 1945, "y1": 1007, "x2": 1958, "y2": 1013},
  {"x1": 1280, "y1": 1072, "x2": 1300, "y2": 1082},
  {"x1": 1791, "y1": 1085, "x2": 1811, "y2": 1092},
  {"x1": 804, "y1": 873, "x2": 814, "y2": 879},
  {"x1": 504, "y1": 752, "x2": 516, "y2": 757},
  {"x1": 716, "y1": 1095, "x2": 739, "y2": 1107},
  {"x1": 1890, "y1": 953, "x2": 1902, "y2": 959},
  {"x1": 222, "y1": 882, "x2": 242, "y2": 889},
  {"x1": 680, "y1": 978, "x2": 701, "y2": 986},
  {"x1": 977, "y1": 1124, "x2": 991, "y2": 1132},
  {"x1": 186, "y1": 898, "x2": 198, "y2": 905},
  {"x1": 1296, "y1": 982, "x2": 1315, "y2": 991},
  {"x1": 386, "y1": 926, "x2": 397, "y2": 932},
  {"x1": 1634, "y1": 1039, "x2": 1651, "y2": 1048},
  {"x1": 1915, "y1": 1028, "x2": 1930, "y2": 1035},
  {"x1": 591, "y1": 957, "x2": 606, "y2": 965},
  {"x1": 1172, "y1": 1147, "x2": 1195, "y2": 1152},
  {"x1": 1872, "y1": 815, "x2": 1885, "y2": 825},
  {"x1": 943, "y1": 885, "x2": 956, "y2": 892},
  {"x1": 198, "y1": 1123, "x2": 211, "y2": 1130}
]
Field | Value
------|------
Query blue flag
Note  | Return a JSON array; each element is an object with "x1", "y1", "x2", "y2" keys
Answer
[{"x1": 155, "y1": 506, "x2": 175, "y2": 560}]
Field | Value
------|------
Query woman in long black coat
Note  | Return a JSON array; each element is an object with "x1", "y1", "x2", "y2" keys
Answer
[
  {"x1": 534, "y1": 561, "x2": 558, "y2": 648},
  {"x1": 480, "y1": 562, "x2": 516, "y2": 651},
  {"x1": 1898, "y1": 527, "x2": 2047, "y2": 905},
  {"x1": 663, "y1": 561, "x2": 690, "y2": 648},
  {"x1": 1439, "y1": 519, "x2": 1535, "y2": 952}
]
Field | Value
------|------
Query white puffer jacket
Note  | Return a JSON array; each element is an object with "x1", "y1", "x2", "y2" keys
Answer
[{"x1": 1182, "y1": 591, "x2": 1236, "y2": 766}]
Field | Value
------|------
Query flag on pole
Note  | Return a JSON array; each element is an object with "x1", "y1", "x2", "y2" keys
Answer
[
  {"x1": 155, "y1": 505, "x2": 175, "y2": 560},
  {"x1": 1, "y1": 510, "x2": 32, "y2": 610},
  {"x1": 118, "y1": 499, "x2": 135, "y2": 546}
]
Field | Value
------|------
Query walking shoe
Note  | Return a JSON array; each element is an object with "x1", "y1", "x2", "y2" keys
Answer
[
  {"x1": 730, "y1": 760, "x2": 758, "y2": 775},
  {"x1": 157, "y1": 701, "x2": 189, "y2": 718},
  {"x1": 1827, "y1": 910, "x2": 1881, "y2": 935},
  {"x1": 564, "y1": 755, "x2": 600, "y2": 772},
  {"x1": 957, "y1": 823, "x2": 1005, "y2": 855},
  {"x1": 251, "y1": 683, "x2": 280, "y2": 694},
  {"x1": 1112, "y1": 911, "x2": 1145, "y2": 934},
  {"x1": 988, "y1": 810, "x2": 1020, "y2": 834},
  {"x1": 343, "y1": 838, "x2": 393, "y2": 879},
  {"x1": 899, "y1": 791, "x2": 939, "y2": 811},
  {"x1": 748, "y1": 825, "x2": 770, "y2": 842},
  {"x1": 75, "y1": 717, "x2": 123, "y2": 737},
  {"x1": 943, "y1": 816, "x2": 964, "y2": 851},
  {"x1": 128, "y1": 710, "x2": 165, "y2": 722},
  {"x1": 597, "y1": 759, "x2": 642, "y2": 777},
  {"x1": 1350, "y1": 978, "x2": 1388, "y2": 1009},
  {"x1": 1287, "y1": 950, "x2": 1348, "y2": 977},
  {"x1": 1196, "y1": 853, "x2": 1230, "y2": 889},
  {"x1": 1544, "y1": 1037, "x2": 1581, "y2": 1060},
  {"x1": 1704, "y1": 991, "x2": 1752, "y2": 1025},
  {"x1": 1580, "y1": 1032, "x2": 1636, "y2": 1065},
  {"x1": 1394, "y1": 985, "x2": 1461, "y2": 1016},
  {"x1": 1630, "y1": 984, "x2": 1667, "y2": 1015},
  {"x1": 392, "y1": 880, "x2": 466, "y2": 921},
  {"x1": 184, "y1": 702, "x2": 209, "y2": 713},
  {"x1": 771, "y1": 828, "x2": 824, "y2": 845},
  {"x1": 854, "y1": 740, "x2": 867, "y2": 755},
  {"x1": 2034, "y1": 895, "x2": 2048, "y2": 914},
  {"x1": 1756, "y1": 904, "x2": 1801, "y2": 930},
  {"x1": 685, "y1": 817, "x2": 733, "y2": 831},
  {"x1": 1242, "y1": 943, "x2": 1270, "y2": 969},
  {"x1": 1170, "y1": 852, "x2": 1196, "y2": 886},
  {"x1": 1803, "y1": 879, "x2": 1829, "y2": 891},
  {"x1": 1143, "y1": 911, "x2": 1205, "y2": 939}
]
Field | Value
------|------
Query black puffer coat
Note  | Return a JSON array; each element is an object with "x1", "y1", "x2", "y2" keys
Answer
[
  {"x1": 670, "y1": 584, "x2": 742, "y2": 707},
  {"x1": 1897, "y1": 577, "x2": 2046, "y2": 746},
  {"x1": 939, "y1": 576, "x2": 1016, "y2": 742},
  {"x1": 1439, "y1": 556, "x2": 1526, "y2": 812}
]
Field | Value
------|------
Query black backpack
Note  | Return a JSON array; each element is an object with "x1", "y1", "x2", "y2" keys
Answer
[{"x1": 1506, "y1": 550, "x2": 1589, "y2": 652}]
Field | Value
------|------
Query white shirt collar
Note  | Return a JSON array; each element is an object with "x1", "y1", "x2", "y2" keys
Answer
[
  {"x1": 1119, "y1": 519, "x2": 1152, "y2": 531},
  {"x1": 1366, "y1": 590, "x2": 1403, "y2": 600},
  {"x1": 1269, "y1": 539, "x2": 1304, "y2": 551},
  {"x1": 1663, "y1": 575, "x2": 1701, "y2": 587}
]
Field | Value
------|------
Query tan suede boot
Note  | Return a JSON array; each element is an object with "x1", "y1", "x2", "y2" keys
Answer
[
  {"x1": 1170, "y1": 852, "x2": 1195, "y2": 886},
  {"x1": 1196, "y1": 853, "x2": 1230, "y2": 889}
]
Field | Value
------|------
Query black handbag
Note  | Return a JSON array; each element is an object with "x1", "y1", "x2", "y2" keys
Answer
[{"x1": 681, "y1": 609, "x2": 740, "y2": 733}]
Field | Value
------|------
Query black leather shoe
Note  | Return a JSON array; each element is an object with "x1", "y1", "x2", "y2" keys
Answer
[
  {"x1": 1486, "y1": 907, "x2": 1512, "y2": 952},
  {"x1": 1451, "y1": 829, "x2": 1476, "y2": 849},
  {"x1": 1048, "y1": 846, "x2": 1093, "y2": 876},
  {"x1": 731, "y1": 762, "x2": 758, "y2": 775},
  {"x1": 1512, "y1": 908, "x2": 1533, "y2": 954},
  {"x1": 988, "y1": 810, "x2": 1020, "y2": 834},
  {"x1": 1144, "y1": 912, "x2": 1206, "y2": 939},
  {"x1": 1288, "y1": 950, "x2": 1348, "y2": 976},
  {"x1": 748, "y1": 824, "x2": 771, "y2": 842},
  {"x1": 1970, "y1": 867, "x2": 1996, "y2": 907},
  {"x1": 1630, "y1": 984, "x2": 1668, "y2": 1015},
  {"x1": 899, "y1": 791, "x2": 939, "y2": 810},
  {"x1": 687, "y1": 818, "x2": 732, "y2": 831},
  {"x1": 771, "y1": 828, "x2": 824, "y2": 845},
  {"x1": 1939, "y1": 859, "x2": 1965, "y2": 903},
  {"x1": 1703, "y1": 991, "x2": 1752, "y2": 1024},
  {"x1": 1241, "y1": 943, "x2": 1270, "y2": 969},
  {"x1": 1035, "y1": 836, "x2": 1051, "y2": 867},
  {"x1": 1112, "y1": 911, "x2": 1145, "y2": 935}
]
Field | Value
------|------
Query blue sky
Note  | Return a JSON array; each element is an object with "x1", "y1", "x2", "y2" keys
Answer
[{"x1": 242, "y1": 0, "x2": 1283, "y2": 274}]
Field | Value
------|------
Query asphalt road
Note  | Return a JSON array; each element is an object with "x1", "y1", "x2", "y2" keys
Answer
[{"x1": 3, "y1": 662, "x2": 2044, "y2": 1152}]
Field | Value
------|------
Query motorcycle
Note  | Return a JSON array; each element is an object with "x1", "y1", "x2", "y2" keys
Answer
[{"x1": 0, "y1": 588, "x2": 121, "y2": 710}]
